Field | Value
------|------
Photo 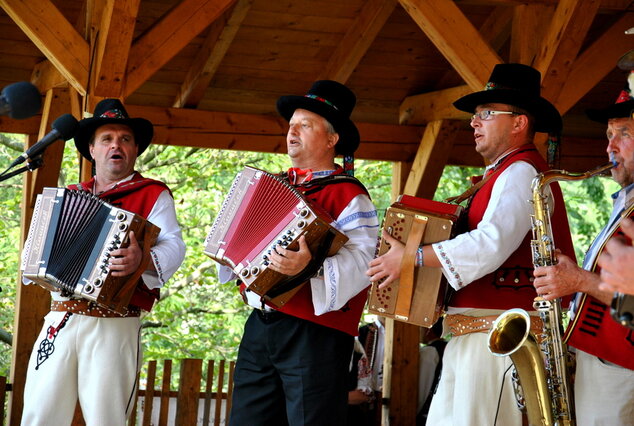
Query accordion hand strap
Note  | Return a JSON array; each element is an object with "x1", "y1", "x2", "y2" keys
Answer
[
  {"x1": 395, "y1": 216, "x2": 428, "y2": 320},
  {"x1": 110, "y1": 224, "x2": 161, "y2": 312}
]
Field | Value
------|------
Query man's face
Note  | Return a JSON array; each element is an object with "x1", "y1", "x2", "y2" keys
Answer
[
  {"x1": 606, "y1": 117, "x2": 634, "y2": 188},
  {"x1": 470, "y1": 103, "x2": 519, "y2": 163},
  {"x1": 286, "y1": 108, "x2": 337, "y2": 169},
  {"x1": 89, "y1": 123, "x2": 138, "y2": 181}
]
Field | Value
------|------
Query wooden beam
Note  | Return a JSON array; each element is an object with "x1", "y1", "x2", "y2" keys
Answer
[
  {"x1": 398, "y1": 5, "x2": 512, "y2": 126},
  {"x1": 532, "y1": 0, "x2": 601, "y2": 103},
  {"x1": 9, "y1": 87, "x2": 73, "y2": 425},
  {"x1": 0, "y1": 0, "x2": 90, "y2": 95},
  {"x1": 400, "y1": 85, "x2": 471, "y2": 125},
  {"x1": 173, "y1": 0, "x2": 253, "y2": 108},
  {"x1": 510, "y1": 4, "x2": 554, "y2": 64},
  {"x1": 557, "y1": 12, "x2": 634, "y2": 114},
  {"x1": 90, "y1": 0, "x2": 141, "y2": 98},
  {"x1": 125, "y1": 0, "x2": 236, "y2": 97},
  {"x1": 403, "y1": 120, "x2": 459, "y2": 197},
  {"x1": 31, "y1": 60, "x2": 67, "y2": 93},
  {"x1": 479, "y1": 6, "x2": 514, "y2": 53},
  {"x1": 318, "y1": 0, "x2": 397, "y2": 83},
  {"x1": 125, "y1": 104, "x2": 424, "y2": 161},
  {"x1": 399, "y1": 0, "x2": 502, "y2": 91}
]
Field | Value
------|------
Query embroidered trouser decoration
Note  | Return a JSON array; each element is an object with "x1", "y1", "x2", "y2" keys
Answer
[{"x1": 35, "y1": 312, "x2": 73, "y2": 370}]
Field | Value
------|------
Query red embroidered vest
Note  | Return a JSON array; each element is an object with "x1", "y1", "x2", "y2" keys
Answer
[
  {"x1": 564, "y1": 206, "x2": 634, "y2": 370},
  {"x1": 69, "y1": 172, "x2": 169, "y2": 311},
  {"x1": 254, "y1": 168, "x2": 372, "y2": 336},
  {"x1": 450, "y1": 145, "x2": 575, "y2": 311}
]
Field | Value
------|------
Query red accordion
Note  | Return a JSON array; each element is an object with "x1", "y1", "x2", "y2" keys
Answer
[
  {"x1": 368, "y1": 195, "x2": 463, "y2": 327},
  {"x1": 204, "y1": 166, "x2": 348, "y2": 306}
]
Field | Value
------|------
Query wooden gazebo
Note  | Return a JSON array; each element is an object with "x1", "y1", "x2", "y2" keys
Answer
[{"x1": 0, "y1": 0, "x2": 632, "y2": 424}]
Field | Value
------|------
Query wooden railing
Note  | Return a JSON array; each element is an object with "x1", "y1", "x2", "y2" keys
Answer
[{"x1": 2, "y1": 358, "x2": 235, "y2": 426}]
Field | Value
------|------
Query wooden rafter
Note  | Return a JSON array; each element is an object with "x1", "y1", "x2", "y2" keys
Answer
[
  {"x1": 533, "y1": 0, "x2": 601, "y2": 103},
  {"x1": 399, "y1": 0, "x2": 502, "y2": 91},
  {"x1": 403, "y1": 120, "x2": 459, "y2": 197},
  {"x1": 124, "y1": 0, "x2": 237, "y2": 97},
  {"x1": 318, "y1": 0, "x2": 397, "y2": 83},
  {"x1": 398, "y1": 4, "x2": 512, "y2": 125},
  {"x1": 557, "y1": 12, "x2": 634, "y2": 114},
  {"x1": 510, "y1": 3, "x2": 554, "y2": 64},
  {"x1": 0, "y1": 0, "x2": 89, "y2": 95},
  {"x1": 90, "y1": 0, "x2": 141, "y2": 98},
  {"x1": 173, "y1": 0, "x2": 253, "y2": 108}
]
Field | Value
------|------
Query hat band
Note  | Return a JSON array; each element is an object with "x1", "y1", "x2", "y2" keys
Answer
[
  {"x1": 304, "y1": 94, "x2": 339, "y2": 111},
  {"x1": 484, "y1": 81, "x2": 514, "y2": 91},
  {"x1": 99, "y1": 108, "x2": 127, "y2": 119}
]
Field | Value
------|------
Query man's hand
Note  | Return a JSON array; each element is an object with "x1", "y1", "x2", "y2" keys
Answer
[
  {"x1": 366, "y1": 230, "x2": 405, "y2": 287},
  {"x1": 598, "y1": 218, "x2": 634, "y2": 295},
  {"x1": 109, "y1": 231, "x2": 143, "y2": 277},
  {"x1": 533, "y1": 251, "x2": 601, "y2": 300},
  {"x1": 348, "y1": 389, "x2": 372, "y2": 405},
  {"x1": 268, "y1": 235, "x2": 312, "y2": 276}
]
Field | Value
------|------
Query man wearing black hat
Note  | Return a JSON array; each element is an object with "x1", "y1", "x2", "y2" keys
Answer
[
  {"x1": 368, "y1": 63, "x2": 575, "y2": 424},
  {"x1": 533, "y1": 72, "x2": 634, "y2": 424},
  {"x1": 225, "y1": 81, "x2": 379, "y2": 425},
  {"x1": 21, "y1": 99, "x2": 186, "y2": 425}
]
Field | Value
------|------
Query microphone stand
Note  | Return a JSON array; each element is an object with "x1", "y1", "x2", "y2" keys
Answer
[{"x1": 0, "y1": 155, "x2": 43, "y2": 182}]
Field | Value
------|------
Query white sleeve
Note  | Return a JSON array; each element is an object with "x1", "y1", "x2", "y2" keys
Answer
[
  {"x1": 310, "y1": 194, "x2": 379, "y2": 315},
  {"x1": 431, "y1": 161, "x2": 538, "y2": 290},
  {"x1": 142, "y1": 190, "x2": 186, "y2": 289}
]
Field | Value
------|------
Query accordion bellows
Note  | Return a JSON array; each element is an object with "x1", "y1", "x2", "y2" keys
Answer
[
  {"x1": 21, "y1": 187, "x2": 160, "y2": 314},
  {"x1": 204, "y1": 166, "x2": 348, "y2": 306}
]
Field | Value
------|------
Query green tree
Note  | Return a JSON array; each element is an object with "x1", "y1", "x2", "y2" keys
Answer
[{"x1": 0, "y1": 136, "x2": 620, "y2": 377}]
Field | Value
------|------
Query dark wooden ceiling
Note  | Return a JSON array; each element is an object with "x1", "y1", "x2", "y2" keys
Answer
[{"x1": 0, "y1": 0, "x2": 633, "y2": 173}]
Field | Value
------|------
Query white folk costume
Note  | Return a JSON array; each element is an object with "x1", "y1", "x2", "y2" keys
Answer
[
  {"x1": 425, "y1": 64, "x2": 575, "y2": 425},
  {"x1": 21, "y1": 100, "x2": 185, "y2": 426}
]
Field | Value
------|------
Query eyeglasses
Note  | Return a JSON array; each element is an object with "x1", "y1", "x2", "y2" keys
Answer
[{"x1": 470, "y1": 110, "x2": 519, "y2": 121}]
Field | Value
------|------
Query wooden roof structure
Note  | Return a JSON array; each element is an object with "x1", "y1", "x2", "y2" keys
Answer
[{"x1": 1, "y1": 0, "x2": 633, "y2": 424}]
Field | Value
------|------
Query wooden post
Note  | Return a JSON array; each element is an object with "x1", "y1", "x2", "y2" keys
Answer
[
  {"x1": 175, "y1": 359, "x2": 203, "y2": 426},
  {"x1": 382, "y1": 120, "x2": 454, "y2": 424},
  {"x1": 8, "y1": 88, "x2": 72, "y2": 425}
]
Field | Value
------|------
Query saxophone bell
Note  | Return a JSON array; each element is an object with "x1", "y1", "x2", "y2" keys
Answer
[{"x1": 488, "y1": 308, "x2": 555, "y2": 426}]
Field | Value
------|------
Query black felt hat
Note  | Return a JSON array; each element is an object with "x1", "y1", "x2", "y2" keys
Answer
[
  {"x1": 74, "y1": 98, "x2": 153, "y2": 161},
  {"x1": 277, "y1": 80, "x2": 360, "y2": 155},
  {"x1": 453, "y1": 63, "x2": 562, "y2": 133},
  {"x1": 587, "y1": 71, "x2": 634, "y2": 123}
]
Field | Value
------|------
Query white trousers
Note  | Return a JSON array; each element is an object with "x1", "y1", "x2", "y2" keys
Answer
[
  {"x1": 21, "y1": 311, "x2": 142, "y2": 426},
  {"x1": 426, "y1": 332, "x2": 523, "y2": 426},
  {"x1": 575, "y1": 349, "x2": 634, "y2": 426}
]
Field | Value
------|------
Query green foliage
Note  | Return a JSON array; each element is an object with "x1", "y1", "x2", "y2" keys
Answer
[{"x1": 0, "y1": 134, "x2": 621, "y2": 381}]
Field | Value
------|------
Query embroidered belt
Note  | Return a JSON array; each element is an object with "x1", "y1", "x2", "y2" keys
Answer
[
  {"x1": 51, "y1": 300, "x2": 140, "y2": 318},
  {"x1": 445, "y1": 313, "x2": 543, "y2": 337}
]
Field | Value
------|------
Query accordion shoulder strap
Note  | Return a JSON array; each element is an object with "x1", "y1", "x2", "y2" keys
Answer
[{"x1": 295, "y1": 174, "x2": 369, "y2": 197}]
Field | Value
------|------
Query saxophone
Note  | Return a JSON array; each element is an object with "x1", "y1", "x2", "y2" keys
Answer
[{"x1": 488, "y1": 161, "x2": 615, "y2": 426}]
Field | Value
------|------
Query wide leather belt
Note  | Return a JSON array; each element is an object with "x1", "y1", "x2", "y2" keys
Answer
[
  {"x1": 51, "y1": 299, "x2": 140, "y2": 318},
  {"x1": 445, "y1": 313, "x2": 543, "y2": 337}
]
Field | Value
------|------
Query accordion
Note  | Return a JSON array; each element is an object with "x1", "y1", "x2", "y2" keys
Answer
[
  {"x1": 368, "y1": 195, "x2": 463, "y2": 327},
  {"x1": 204, "y1": 166, "x2": 348, "y2": 307},
  {"x1": 21, "y1": 187, "x2": 160, "y2": 314}
]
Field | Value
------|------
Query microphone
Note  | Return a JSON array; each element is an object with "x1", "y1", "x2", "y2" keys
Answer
[
  {"x1": 9, "y1": 114, "x2": 79, "y2": 169},
  {"x1": 0, "y1": 81, "x2": 42, "y2": 119}
]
